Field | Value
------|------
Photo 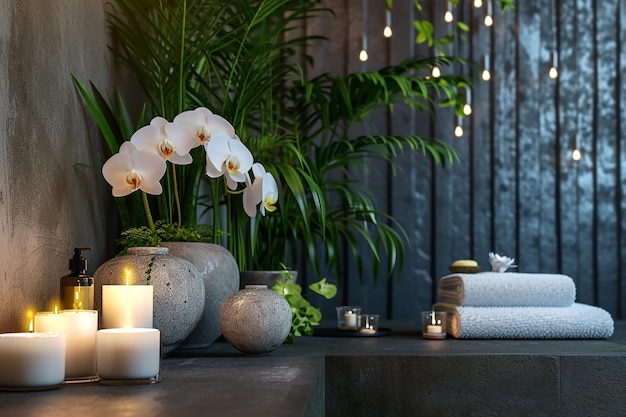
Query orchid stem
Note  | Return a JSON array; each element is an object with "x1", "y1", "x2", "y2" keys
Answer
[
  {"x1": 142, "y1": 191, "x2": 155, "y2": 232},
  {"x1": 172, "y1": 166, "x2": 182, "y2": 227}
]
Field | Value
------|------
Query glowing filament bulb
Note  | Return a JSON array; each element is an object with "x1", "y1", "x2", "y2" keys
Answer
[
  {"x1": 549, "y1": 66, "x2": 559, "y2": 79},
  {"x1": 482, "y1": 69, "x2": 491, "y2": 81},
  {"x1": 484, "y1": 15, "x2": 493, "y2": 27},
  {"x1": 432, "y1": 66, "x2": 441, "y2": 78},
  {"x1": 463, "y1": 103, "x2": 472, "y2": 116},
  {"x1": 454, "y1": 125, "x2": 464, "y2": 138},
  {"x1": 359, "y1": 49, "x2": 369, "y2": 62},
  {"x1": 474, "y1": 0, "x2": 483, "y2": 7},
  {"x1": 444, "y1": 2, "x2": 454, "y2": 23},
  {"x1": 572, "y1": 148, "x2": 582, "y2": 161}
]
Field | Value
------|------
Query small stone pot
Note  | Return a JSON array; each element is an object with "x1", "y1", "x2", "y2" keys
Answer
[
  {"x1": 219, "y1": 285, "x2": 291, "y2": 355},
  {"x1": 94, "y1": 247, "x2": 205, "y2": 355}
]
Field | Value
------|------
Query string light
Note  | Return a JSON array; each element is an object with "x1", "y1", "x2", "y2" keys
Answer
[
  {"x1": 474, "y1": 0, "x2": 483, "y2": 7},
  {"x1": 383, "y1": 9, "x2": 392, "y2": 38},
  {"x1": 359, "y1": 0, "x2": 368, "y2": 62},
  {"x1": 454, "y1": 116, "x2": 464, "y2": 138},
  {"x1": 481, "y1": 54, "x2": 491, "y2": 81},
  {"x1": 484, "y1": 0, "x2": 493, "y2": 27},
  {"x1": 549, "y1": 51, "x2": 559, "y2": 79},
  {"x1": 571, "y1": 134, "x2": 581, "y2": 161},
  {"x1": 463, "y1": 88, "x2": 472, "y2": 116},
  {"x1": 432, "y1": 66, "x2": 441, "y2": 78},
  {"x1": 444, "y1": 2, "x2": 454, "y2": 23}
]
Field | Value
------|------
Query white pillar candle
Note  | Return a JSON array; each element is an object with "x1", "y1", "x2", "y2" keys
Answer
[
  {"x1": 102, "y1": 285, "x2": 153, "y2": 329},
  {"x1": 0, "y1": 333, "x2": 65, "y2": 389},
  {"x1": 34, "y1": 310, "x2": 98, "y2": 379},
  {"x1": 96, "y1": 328, "x2": 160, "y2": 380}
]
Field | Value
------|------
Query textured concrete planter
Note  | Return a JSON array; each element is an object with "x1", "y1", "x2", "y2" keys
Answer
[
  {"x1": 161, "y1": 242, "x2": 239, "y2": 349},
  {"x1": 94, "y1": 247, "x2": 205, "y2": 354},
  {"x1": 219, "y1": 285, "x2": 291, "y2": 355}
]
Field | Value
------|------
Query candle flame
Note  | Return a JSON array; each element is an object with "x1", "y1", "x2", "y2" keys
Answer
[
  {"x1": 125, "y1": 269, "x2": 131, "y2": 286},
  {"x1": 431, "y1": 310, "x2": 436, "y2": 325},
  {"x1": 54, "y1": 305, "x2": 59, "y2": 315},
  {"x1": 28, "y1": 319, "x2": 34, "y2": 333}
]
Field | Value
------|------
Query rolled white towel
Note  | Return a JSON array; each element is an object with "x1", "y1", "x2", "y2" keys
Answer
[
  {"x1": 438, "y1": 272, "x2": 576, "y2": 307},
  {"x1": 433, "y1": 302, "x2": 614, "y2": 339}
]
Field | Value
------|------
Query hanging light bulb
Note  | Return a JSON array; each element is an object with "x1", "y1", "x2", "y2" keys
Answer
[
  {"x1": 359, "y1": 34, "x2": 368, "y2": 62},
  {"x1": 383, "y1": 9, "x2": 393, "y2": 38},
  {"x1": 570, "y1": 134, "x2": 581, "y2": 161},
  {"x1": 572, "y1": 148, "x2": 582, "y2": 161},
  {"x1": 481, "y1": 54, "x2": 491, "y2": 81},
  {"x1": 444, "y1": 2, "x2": 454, "y2": 23},
  {"x1": 432, "y1": 66, "x2": 441, "y2": 78},
  {"x1": 474, "y1": 0, "x2": 483, "y2": 7},
  {"x1": 463, "y1": 88, "x2": 473, "y2": 116},
  {"x1": 548, "y1": 51, "x2": 559, "y2": 79},
  {"x1": 454, "y1": 116, "x2": 464, "y2": 138},
  {"x1": 484, "y1": 0, "x2": 493, "y2": 27},
  {"x1": 359, "y1": 0, "x2": 368, "y2": 62}
]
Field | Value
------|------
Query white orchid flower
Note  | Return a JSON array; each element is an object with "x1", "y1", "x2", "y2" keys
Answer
[
  {"x1": 130, "y1": 117, "x2": 194, "y2": 165},
  {"x1": 102, "y1": 142, "x2": 167, "y2": 197},
  {"x1": 243, "y1": 163, "x2": 279, "y2": 217},
  {"x1": 166, "y1": 107, "x2": 235, "y2": 148},
  {"x1": 205, "y1": 132, "x2": 254, "y2": 190}
]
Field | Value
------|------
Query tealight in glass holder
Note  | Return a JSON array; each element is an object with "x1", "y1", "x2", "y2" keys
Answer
[
  {"x1": 359, "y1": 314, "x2": 380, "y2": 334},
  {"x1": 421, "y1": 311, "x2": 447, "y2": 339},
  {"x1": 336, "y1": 306, "x2": 361, "y2": 331}
]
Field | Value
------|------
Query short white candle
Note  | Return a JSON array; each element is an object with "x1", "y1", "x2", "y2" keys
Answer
[
  {"x1": 102, "y1": 284, "x2": 153, "y2": 329},
  {"x1": 343, "y1": 312, "x2": 357, "y2": 329},
  {"x1": 0, "y1": 333, "x2": 65, "y2": 389},
  {"x1": 34, "y1": 310, "x2": 98, "y2": 379},
  {"x1": 96, "y1": 328, "x2": 160, "y2": 380}
]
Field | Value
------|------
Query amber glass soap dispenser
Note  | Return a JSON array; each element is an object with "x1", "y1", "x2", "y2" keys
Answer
[{"x1": 60, "y1": 247, "x2": 94, "y2": 310}]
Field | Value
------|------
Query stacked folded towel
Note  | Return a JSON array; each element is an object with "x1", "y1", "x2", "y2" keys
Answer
[{"x1": 434, "y1": 272, "x2": 614, "y2": 339}]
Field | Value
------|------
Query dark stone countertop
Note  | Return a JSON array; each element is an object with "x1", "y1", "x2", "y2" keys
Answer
[{"x1": 1, "y1": 321, "x2": 624, "y2": 417}]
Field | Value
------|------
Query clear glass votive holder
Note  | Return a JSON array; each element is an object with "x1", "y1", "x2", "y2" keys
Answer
[
  {"x1": 359, "y1": 314, "x2": 380, "y2": 334},
  {"x1": 336, "y1": 306, "x2": 361, "y2": 331},
  {"x1": 421, "y1": 311, "x2": 447, "y2": 339}
]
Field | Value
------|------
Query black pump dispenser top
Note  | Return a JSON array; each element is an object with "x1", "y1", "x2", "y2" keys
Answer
[{"x1": 70, "y1": 247, "x2": 92, "y2": 275}]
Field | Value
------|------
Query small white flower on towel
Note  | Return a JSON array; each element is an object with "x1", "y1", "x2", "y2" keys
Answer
[{"x1": 488, "y1": 252, "x2": 517, "y2": 273}]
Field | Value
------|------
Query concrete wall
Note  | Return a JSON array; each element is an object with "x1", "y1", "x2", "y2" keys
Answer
[{"x1": 0, "y1": 1, "x2": 120, "y2": 332}]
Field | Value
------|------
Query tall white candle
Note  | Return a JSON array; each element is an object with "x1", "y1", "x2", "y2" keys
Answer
[
  {"x1": 102, "y1": 284, "x2": 153, "y2": 328},
  {"x1": 34, "y1": 310, "x2": 98, "y2": 379},
  {"x1": 0, "y1": 333, "x2": 65, "y2": 389},
  {"x1": 96, "y1": 328, "x2": 160, "y2": 380}
]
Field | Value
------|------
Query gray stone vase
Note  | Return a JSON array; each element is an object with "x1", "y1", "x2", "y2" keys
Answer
[
  {"x1": 219, "y1": 285, "x2": 291, "y2": 355},
  {"x1": 161, "y1": 242, "x2": 239, "y2": 349},
  {"x1": 94, "y1": 247, "x2": 205, "y2": 355}
]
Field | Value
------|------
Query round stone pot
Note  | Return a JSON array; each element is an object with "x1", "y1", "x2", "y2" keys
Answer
[
  {"x1": 161, "y1": 242, "x2": 239, "y2": 349},
  {"x1": 94, "y1": 247, "x2": 205, "y2": 355},
  {"x1": 219, "y1": 285, "x2": 291, "y2": 355}
]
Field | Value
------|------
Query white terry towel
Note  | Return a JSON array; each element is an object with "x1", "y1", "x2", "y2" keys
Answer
[
  {"x1": 438, "y1": 272, "x2": 576, "y2": 307},
  {"x1": 433, "y1": 302, "x2": 614, "y2": 339}
]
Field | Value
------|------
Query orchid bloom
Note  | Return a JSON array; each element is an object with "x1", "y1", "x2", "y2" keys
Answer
[
  {"x1": 243, "y1": 163, "x2": 279, "y2": 217},
  {"x1": 102, "y1": 142, "x2": 167, "y2": 197},
  {"x1": 130, "y1": 117, "x2": 194, "y2": 165},
  {"x1": 205, "y1": 133, "x2": 254, "y2": 190},
  {"x1": 166, "y1": 107, "x2": 235, "y2": 148}
]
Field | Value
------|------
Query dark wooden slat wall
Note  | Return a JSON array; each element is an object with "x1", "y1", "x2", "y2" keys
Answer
[{"x1": 301, "y1": 0, "x2": 626, "y2": 322}]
